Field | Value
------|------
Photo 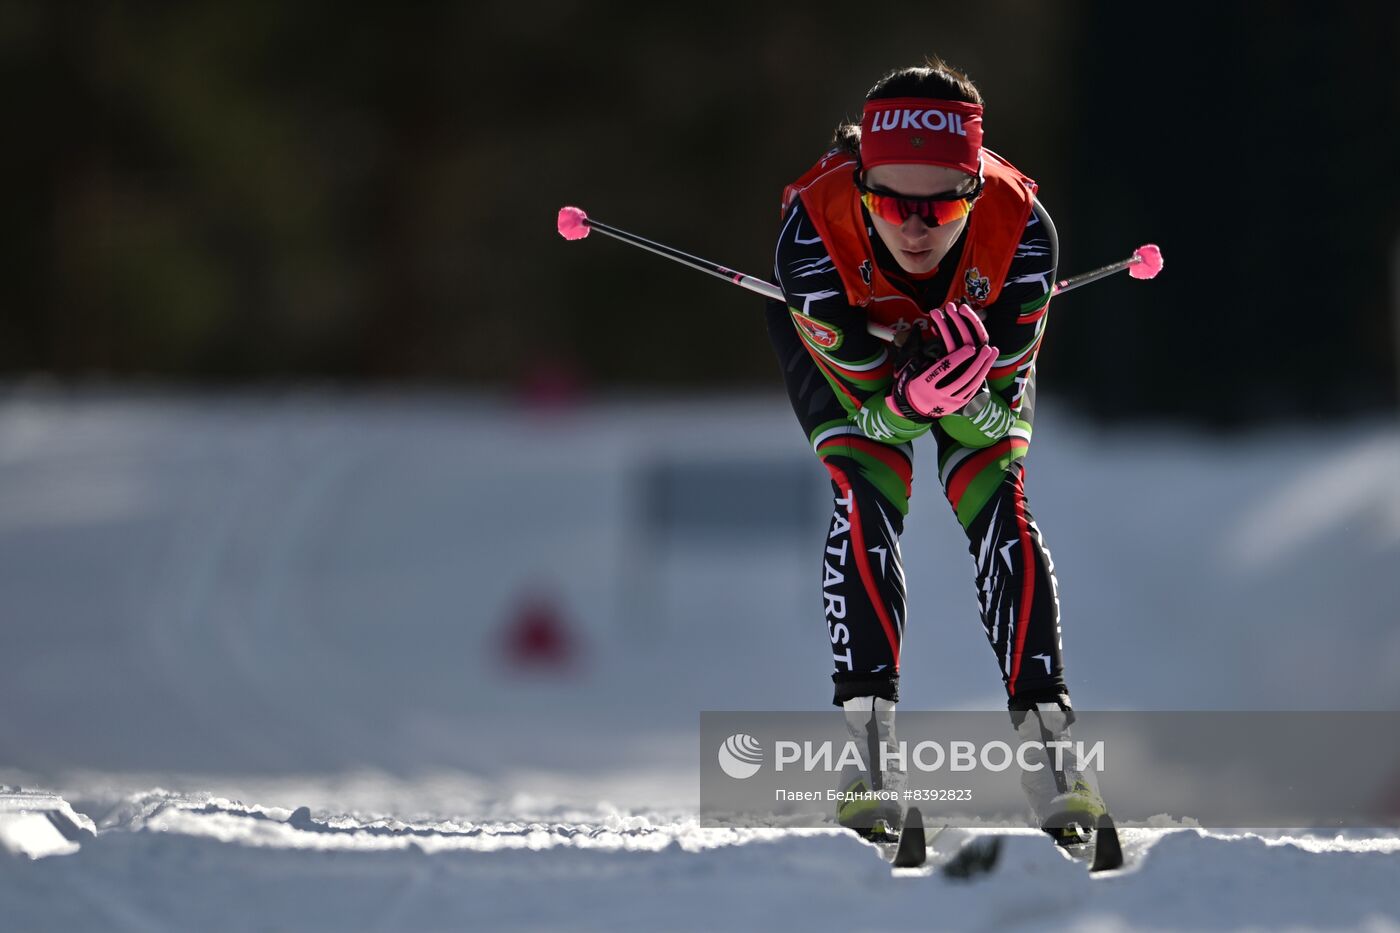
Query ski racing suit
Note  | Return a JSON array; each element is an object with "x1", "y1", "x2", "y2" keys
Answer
[{"x1": 767, "y1": 146, "x2": 1069, "y2": 714}]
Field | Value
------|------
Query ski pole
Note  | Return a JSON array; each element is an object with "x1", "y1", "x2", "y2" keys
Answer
[
  {"x1": 557, "y1": 205, "x2": 783, "y2": 302},
  {"x1": 1051, "y1": 245, "x2": 1163, "y2": 296},
  {"x1": 557, "y1": 205, "x2": 1162, "y2": 341}
]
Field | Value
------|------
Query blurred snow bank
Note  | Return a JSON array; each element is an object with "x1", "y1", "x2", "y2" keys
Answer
[{"x1": 0, "y1": 387, "x2": 1396, "y2": 780}]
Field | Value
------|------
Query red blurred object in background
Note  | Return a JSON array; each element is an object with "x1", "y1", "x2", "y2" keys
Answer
[
  {"x1": 501, "y1": 592, "x2": 580, "y2": 671},
  {"x1": 517, "y1": 357, "x2": 585, "y2": 412}
]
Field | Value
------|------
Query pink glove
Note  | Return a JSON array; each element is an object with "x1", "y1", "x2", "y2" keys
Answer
[{"x1": 887, "y1": 302, "x2": 998, "y2": 419}]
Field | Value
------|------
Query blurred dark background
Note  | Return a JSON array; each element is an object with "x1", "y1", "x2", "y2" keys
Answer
[{"x1": 4, "y1": 1, "x2": 1397, "y2": 422}]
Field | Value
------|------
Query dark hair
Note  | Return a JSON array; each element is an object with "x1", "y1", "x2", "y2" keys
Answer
[{"x1": 832, "y1": 57, "x2": 984, "y2": 155}]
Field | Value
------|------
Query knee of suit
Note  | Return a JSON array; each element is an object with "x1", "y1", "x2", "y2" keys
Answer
[{"x1": 821, "y1": 455, "x2": 912, "y2": 528}]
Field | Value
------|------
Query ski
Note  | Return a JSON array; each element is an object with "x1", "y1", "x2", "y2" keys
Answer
[
  {"x1": 867, "y1": 817, "x2": 1005, "y2": 878},
  {"x1": 857, "y1": 805, "x2": 928, "y2": 868},
  {"x1": 940, "y1": 833, "x2": 1004, "y2": 879},
  {"x1": 1042, "y1": 811, "x2": 1124, "y2": 873},
  {"x1": 889, "y1": 806, "x2": 927, "y2": 868},
  {"x1": 919, "y1": 812, "x2": 1123, "y2": 879},
  {"x1": 1091, "y1": 815, "x2": 1124, "y2": 871},
  {"x1": 863, "y1": 807, "x2": 1001, "y2": 876},
  {"x1": 1069, "y1": 813, "x2": 1123, "y2": 872}
]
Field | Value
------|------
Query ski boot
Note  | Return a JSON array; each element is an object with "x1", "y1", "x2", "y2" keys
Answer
[
  {"x1": 834, "y1": 696, "x2": 906, "y2": 843},
  {"x1": 1011, "y1": 697, "x2": 1107, "y2": 847}
]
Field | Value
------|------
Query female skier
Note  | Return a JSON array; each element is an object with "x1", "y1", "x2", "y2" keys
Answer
[{"x1": 767, "y1": 58, "x2": 1104, "y2": 843}]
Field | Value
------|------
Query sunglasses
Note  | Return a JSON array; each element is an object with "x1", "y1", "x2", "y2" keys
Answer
[{"x1": 856, "y1": 174, "x2": 982, "y2": 227}]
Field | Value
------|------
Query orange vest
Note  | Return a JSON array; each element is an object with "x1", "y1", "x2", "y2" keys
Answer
[{"x1": 781, "y1": 148, "x2": 1038, "y2": 334}]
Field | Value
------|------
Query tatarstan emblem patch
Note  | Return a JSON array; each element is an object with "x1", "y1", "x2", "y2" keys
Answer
[
  {"x1": 791, "y1": 310, "x2": 843, "y2": 350},
  {"x1": 964, "y1": 266, "x2": 992, "y2": 303}
]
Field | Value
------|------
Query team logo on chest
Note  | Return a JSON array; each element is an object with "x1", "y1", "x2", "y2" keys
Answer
[
  {"x1": 791, "y1": 310, "x2": 843, "y2": 350},
  {"x1": 964, "y1": 266, "x2": 991, "y2": 303}
]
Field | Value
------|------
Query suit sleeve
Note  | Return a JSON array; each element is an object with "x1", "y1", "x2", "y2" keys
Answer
[{"x1": 935, "y1": 198, "x2": 1057, "y2": 449}]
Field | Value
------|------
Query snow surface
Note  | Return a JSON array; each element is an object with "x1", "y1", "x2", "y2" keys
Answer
[
  {"x1": 4, "y1": 777, "x2": 1400, "y2": 931},
  {"x1": 2, "y1": 387, "x2": 1398, "y2": 930}
]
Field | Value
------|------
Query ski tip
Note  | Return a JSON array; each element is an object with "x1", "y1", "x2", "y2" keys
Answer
[
  {"x1": 1090, "y1": 813, "x2": 1124, "y2": 873},
  {"x1": 942, "y1": 834, "x2": 1002, "y2": 880},
  {"x1": 891, "y1": 807, "x2": 926, "y2": 868}
]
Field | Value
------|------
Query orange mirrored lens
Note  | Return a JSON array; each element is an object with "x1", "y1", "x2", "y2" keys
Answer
[{"x1": 860, "y1": 190, "x2": 971, "y2": 227}]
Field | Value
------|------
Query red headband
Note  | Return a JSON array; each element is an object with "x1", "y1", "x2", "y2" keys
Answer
[{"x1": 859, "y1": 97, "x2": 984, "y2": 176}]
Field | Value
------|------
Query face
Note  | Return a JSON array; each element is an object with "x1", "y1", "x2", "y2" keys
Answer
[{"x1": 863, "y1": 163, "x2": 976, "y2": 275}]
